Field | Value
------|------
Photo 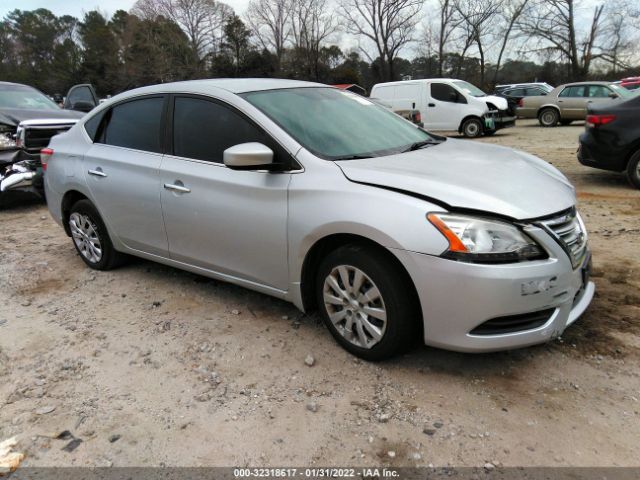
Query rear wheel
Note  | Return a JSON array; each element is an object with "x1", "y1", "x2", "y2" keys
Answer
[
  {"x1": 539, "y1": 108, "x2": 559, "y2": 127},
  {"x1": 461, "y1": 118, "x2": 483, "y2": 138},
  {"x1": 68, "y1": 199, "x2": 126, "y2": 270},
  {"x1": 626, "y1": 150, "x2": 640, "y2": 190},
  {"x1": 315, "y1": 244, "x2": 419, "y2": 361}
]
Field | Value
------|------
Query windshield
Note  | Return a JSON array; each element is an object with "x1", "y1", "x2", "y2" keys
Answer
[
  {"x1": 452, "y1": 80, "x2": 486, "y2": 97},
  {"x1": 0, "y1": 84, "x2": 60, "y2": 110},
  {"x1": 242, "y1": 87, "x2": 438, "y2": 160},
  {"x1": 610, "y1": 83, "x2": 633, "y2": 98}
]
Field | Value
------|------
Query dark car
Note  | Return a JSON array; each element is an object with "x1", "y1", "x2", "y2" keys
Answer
[
  {"x1": 495, "y1": 85, "x2": 552, "y2": 115},
  {"x1": 578, "y1": 94, "x2": 640, "y2": 189},
  {"x1": 0, "y1": 82, "x2": 98, "y2": 199}
]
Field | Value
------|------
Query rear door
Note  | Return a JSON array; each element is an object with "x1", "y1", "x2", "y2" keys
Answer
[
  {"x1": 557, "y1": 85, "x2": 587, "y2": 119},
  {"x1": 159, "y1": 95, "x2": 290, "y2": 290},
  {"x1": 83, "y1": 95, "x2": 168, "y2": 256}
]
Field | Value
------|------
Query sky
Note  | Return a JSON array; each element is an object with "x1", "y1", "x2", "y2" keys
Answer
[{"x1": 0, "y1": 0, "x2": 250, "y2": 19}]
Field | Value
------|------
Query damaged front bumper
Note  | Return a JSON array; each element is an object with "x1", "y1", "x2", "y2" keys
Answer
[{"x1": 0, "y1": 149, "x2": 44, "y2": 197}]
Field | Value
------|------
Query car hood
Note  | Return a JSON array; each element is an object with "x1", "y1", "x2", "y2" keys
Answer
[
  {"x1": 0, "y1": 108, "x2": 84, "y2": 128},
  {"x1": 482, "y1": 95, "x2": 508, "y2": 110},
  {"x1": 336, "y1": 139, "x2": 575, "y2": 220}
]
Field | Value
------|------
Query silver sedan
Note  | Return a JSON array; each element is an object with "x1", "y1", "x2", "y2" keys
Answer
[{"x1": 44, "y1": 79, "x2": 594, "y2": 360}]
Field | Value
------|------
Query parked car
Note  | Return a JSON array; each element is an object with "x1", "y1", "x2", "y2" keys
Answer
[
  {"x1": 578, "y1": 93, "x2": 640, "y2": 189},
  {"x1": 494, "y1": 84, "x2": 553, "y2": 115},
  {"x1": 45, "y1": 79, "x2": 594, "y2": 360},
  {"x1": 370, "y1": 79, "x2": 515, "y2": 138},
  {"x1": 369, "y1": 96, "x2": 424, "y2": 127},
  {"x1": 0, "y1": 82, "x2": 98, "y2": 199},
  {"x1": 620, "y1": 77, "x2": 640, "y2": 91},
  {"x1": 495, "y1": 82, "x2": 554, "y2": 94},
  {"x1": 519, "y1": 81, "x2": 634, "y2": 127}
]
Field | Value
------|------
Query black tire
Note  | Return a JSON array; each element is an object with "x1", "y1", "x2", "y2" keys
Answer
[
  {"x1": 461, "y1": 118, "x2": 483, "y2": 138},
  {"x1": 483, "y1": 130, "x2": 497, "y2": 137},
  {"x1": 67, "y1": 199, "x2": 126, "y2": 270},
  {"x1": 315, "y1": 244, "x2": 420, "y2": 361},
  {"x1": 560, "y1": 120, "x2": 573, "y2": 126},
  {"x1": 538, "y1": 108, "x2": 559, "y2": 127},
  {"x1": 626, "y1": 150, "x2": 640, "y2": 190}
]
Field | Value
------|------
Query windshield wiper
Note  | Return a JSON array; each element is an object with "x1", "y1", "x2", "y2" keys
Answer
[
  {"x1": 402, "y1": 140, "x2": 439, "y2": 152},
  {"x1": 332, "y1": 154, "x2": 374, "y2": 160}
]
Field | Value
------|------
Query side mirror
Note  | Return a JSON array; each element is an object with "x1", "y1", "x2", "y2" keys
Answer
[
  {"x1": 224, "y1": 142, "x2": 274, "y2": 170},
  {"x1": 609, "y1": 92, "x2": 618, "y2": 99}
]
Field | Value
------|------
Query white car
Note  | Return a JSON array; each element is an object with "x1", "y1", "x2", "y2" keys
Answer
[{"x1": 370, "y1": 79, "x2": 515, "y2": 138}]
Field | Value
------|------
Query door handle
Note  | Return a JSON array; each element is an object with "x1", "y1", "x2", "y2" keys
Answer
[
  {"x1": 88, "y1": 168, "x2": 107, "y2": 177},
  {"x1": 164, "y1": 183, "x2": 191, "y2": 193},
  {"x1": 428, "y1": 103, "x2": 436, "y2": 107}
]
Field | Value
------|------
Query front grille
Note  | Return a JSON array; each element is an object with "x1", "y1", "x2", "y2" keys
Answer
[
  {"x1": 470, "y1": 308, "x2": 556, "y2": 336},
  {"x1": 24, "y1": 126, "x2": 73, "y2": 151},
  {"x1": 539, "y1": 209, "x2": 588, "y2": 269}
]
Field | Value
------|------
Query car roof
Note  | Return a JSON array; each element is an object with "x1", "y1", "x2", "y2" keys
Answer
[
  {"x1": 373, "y1": 79, "x2": 462, "y2": 87},
  {"x1": 0, "y1": 81, "x2": 35, "y2": 88},
  {"x1": 560, "y1": 81, "x2": 615, "y2": 87},
  {"x1": 116, "y1": 78, "x2": 326, "y2": 97}
]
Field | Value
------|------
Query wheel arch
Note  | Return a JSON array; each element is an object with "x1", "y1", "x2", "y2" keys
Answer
[
  {"x1": 61, "y1": 189, "x2": 90, "y2": 236},
  {"x1": 536, "y1": 104, "x2": 561, "y2": 118},
  {"x1": 299, "y1": 233, "x2": 422, "y2": 333},
  {"x1": 457, "y1": 115, "x2": 483, "y2": 134}
]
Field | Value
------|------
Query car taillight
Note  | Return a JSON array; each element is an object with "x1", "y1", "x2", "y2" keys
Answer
[
  {"x1": 40, "y1": 148, "x2": 54, "y2": 171},
  {"x1": 412, "y1": 110, "x2": 422, "y2": 124},
  {"x1": 517, "y1": 98, "x2": 524, "y2": 107},
  {"x1": 585, "y1": 114, "x2": 616, "y2": 127}
]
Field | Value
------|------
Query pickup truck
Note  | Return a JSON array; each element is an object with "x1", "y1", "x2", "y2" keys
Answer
[{"x1": 0, "y1": 83, "x2": 98, "y2": 200}]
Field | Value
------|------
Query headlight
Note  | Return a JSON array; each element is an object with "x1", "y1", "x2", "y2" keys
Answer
[
  {"x1": 427, "y1": 213, "x2": 546, "y2": 263},
  {"x1": 0, "y1": 132, "x2": 17, "y2": 150}
]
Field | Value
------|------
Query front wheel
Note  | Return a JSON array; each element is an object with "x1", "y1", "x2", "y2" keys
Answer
[
  {"x1": 627, "y1": 150, "x2": 640, "y2": 190},
  {"x1": 68, "y1": 199, "x2": 126, "y2": 270},
  {"x1": 461, "y1": 118, "x2": 483, "y2": 138},
  {"x1": 315, "y1": 244, "x2": 419, "y2": 361}
]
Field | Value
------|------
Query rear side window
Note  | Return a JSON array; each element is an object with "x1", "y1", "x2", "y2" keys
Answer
[
  {"x1": 431, "y1": 83, "x2": 462, "y2": 103},
  {"x1": 101, "y1": 97, "x2": 164, "y2": 153},
  {"x1": 507, "y1": 88, "x2": 525, "y2": 97},
  {"x1": 559, "y1": 86, "x2": 586, "y2": 98},
  {"x1": 83, "y1": 110, "x2": 105, "y2": 141},
  {"x1": 172, "y1": 96, "x2": 271, "y2": 163}
]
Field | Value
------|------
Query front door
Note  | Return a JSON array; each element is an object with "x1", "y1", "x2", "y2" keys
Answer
[
  {"x1": 427, "y1": 82, "x2": 465, "y2": 130},
  {"x1": 84, "y1": 95, "x2": 168, "y2": 256},
  {"x1": 160, "y1": 95, "x2": 290, "y2": 291}
]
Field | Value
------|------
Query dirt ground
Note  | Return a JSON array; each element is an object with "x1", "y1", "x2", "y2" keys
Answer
[{"x1": 0, "y1": 119, "x2": 638, "y2": 468}]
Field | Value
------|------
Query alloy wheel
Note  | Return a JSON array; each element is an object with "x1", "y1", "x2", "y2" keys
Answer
[
  {"x1": 69, "y1": 212, "x2": 102, "y2": 264},
  {"x1": 322, "y1": 265, "x2": 387, "y2": 349}
]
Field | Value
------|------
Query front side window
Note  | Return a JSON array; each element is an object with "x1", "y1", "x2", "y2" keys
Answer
[
  {"x1": 587, "y1": 85, "x2": 610, "y2": 98},
  {"x1": 431, "y1": 83, "x2": 462, "y2": 103},
  {"x1": 172, "y1": 96, "x2": 272, "y2": 163},
  {"x1": 101, "y1": 97, "x2": 164, "y2": 153},
  {"x1": 242, "y1": 88, "x2": 438, "y2": 160}
]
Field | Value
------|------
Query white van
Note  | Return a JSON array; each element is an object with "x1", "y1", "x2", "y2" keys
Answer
[{"x1": 370, "y1": 79, "x2": 515, "y2": 138}]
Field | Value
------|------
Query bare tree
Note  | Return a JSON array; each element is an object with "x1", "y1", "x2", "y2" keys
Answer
[
  {"x1": 491, "y1": 0, "x2": 528, "y2": 86},
  {"x1": 518, "y1": 0, "x2": 604, "y2": 80},
  {"x1": 597, "y1": 0, "x2": 637, "y2": 73},
  {"x1": 454, "y1": 0, "x2": 503, "y2": 87},
  {"x1": 245, "y1": 0, "x2": 292, "y2": 71},
  {"x1": 291, "y1": 0, "x2": 337, "y2": 80},
  {"x1": 339, "y1": 0, "x2": 424, "y2": 81},
  {"x1": 435, "y1": 0, "x2": 461, "y2": 77},
  {"x1": 132, "y1": 0, "x2": 230, "y2": 59}
]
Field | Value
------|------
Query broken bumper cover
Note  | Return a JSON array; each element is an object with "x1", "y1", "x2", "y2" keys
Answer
[{"x1": 0, "y1": 149, "x2": 43, "y2": 196}]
